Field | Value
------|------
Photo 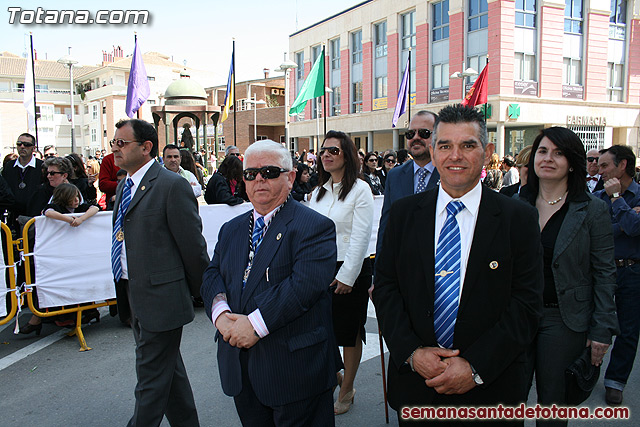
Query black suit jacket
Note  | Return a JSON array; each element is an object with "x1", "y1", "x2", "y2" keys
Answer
[
  {"x1": 373, "y1": 186, "x2": 543, "y2": 408},
  {"x1": 2, "y1": 158, "x2": 44, "y2": 220}
]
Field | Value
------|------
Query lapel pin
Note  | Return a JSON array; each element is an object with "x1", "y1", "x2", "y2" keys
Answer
[
  {"x1": 276, "y1": 233, "x2": 282, "y2": 241},
  {"x1": 489, "y1": 261, "x2": 498, "y2": 270},
  {"x1": 140, "y1": 185, "x2": 146, "y2": 191}
]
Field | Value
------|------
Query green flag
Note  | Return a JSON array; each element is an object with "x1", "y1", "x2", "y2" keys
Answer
[{"x1": 289, "y1": 52, "x2": 324, "y2": 116}]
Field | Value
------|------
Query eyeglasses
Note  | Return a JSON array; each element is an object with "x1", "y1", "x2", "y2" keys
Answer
[
  {"x1": 243, "y1": 166, "x2": 289, "y2": 181},
  {"x1": 16, "y1": 142, "x2": 35, "y2": 147},
  {"x1": 404, "y1": 129, "x2": 432, "y2": 140},
  {"x1": 319, "y1": 146, "x2": 340, "y2": 156},
  {"x1": 587, "y1": 157, "x2": 599, "y2": 163},
  {"x1": 228, "y1": 152, "x2": 240, "y2": 157},
  {"x1": 385, "y1": 158, "x2": 396, "y2": 164},
  {"x1": 109, "y1": 138, "x2": 142, "y2": 148},
  {"x1": 47, "y1": 171, "x2": 65, "y2": 176}
]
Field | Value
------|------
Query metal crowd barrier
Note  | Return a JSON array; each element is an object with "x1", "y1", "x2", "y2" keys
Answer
[
  {"x1": 0, "y1": 222, "x2": 18, "y2": 326},
  {"x1": 4, "y1": 218, "x2": 116, "y2": 351}
]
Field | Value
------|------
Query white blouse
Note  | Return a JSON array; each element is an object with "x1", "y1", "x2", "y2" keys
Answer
[{"x1": 308, "y1": 178, "x2": 374, "y2": 287}]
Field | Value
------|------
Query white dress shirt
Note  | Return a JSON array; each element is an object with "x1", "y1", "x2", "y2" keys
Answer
[
  {"x1": 309, "y1": 178, "x2": 374, "y2": 287},
  {"x1": 434, "y1": 180, "x2": 482, "y2": 294},
  {"x1": 120, "y1": 158, "x2": 156, "y2": 280}
]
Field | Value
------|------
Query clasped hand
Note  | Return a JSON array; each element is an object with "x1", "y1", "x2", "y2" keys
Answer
[
  {"x1": 413, "y1": 347, "x2": 477, "y2": 395},
  {"x1": 215, "y1": 312, "x2": 259, "y2": 349}
]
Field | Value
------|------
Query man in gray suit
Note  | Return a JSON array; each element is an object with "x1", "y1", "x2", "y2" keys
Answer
[{"x1": 111, "y1": 119, "x2": 209, "y2": 426}]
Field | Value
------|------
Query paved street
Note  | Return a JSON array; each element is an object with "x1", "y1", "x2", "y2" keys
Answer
[{"x1": 1, "y1": 301, "x2": 637, "y2": 426}]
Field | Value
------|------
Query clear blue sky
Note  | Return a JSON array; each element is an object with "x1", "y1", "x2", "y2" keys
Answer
[{"x1": 4, "y1": 0, "x2": 360, "y2": 83}]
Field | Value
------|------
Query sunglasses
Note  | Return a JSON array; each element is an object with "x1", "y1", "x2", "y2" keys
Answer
[
  {"x1": 367, "y1": 158, "x2": 377, "y2": 163},
  {"x1": 319, "y1": 146, "x2": 341, "y2": 156},
  {"x1": 16, "y1": 142, "x2": 35, "y2": 147},
  {"x1": 243, "y1": 166, "x2": 289, "y2": 181},
  {"x1": 404, "y1": 129, "x2": 432, "y2": 140},
  {"x1": 109, "y1": 138, "x2": 142, "y2": 148},
  {"x1": 44, "y1": 153, "x2": 56, "y2": 158},
  {"x1": 587, "y1": 157, "x2": 599, "y2": 163},
  {"x1": 47, "y1": 171, "x2": 65, "y2": 176},
  {"x1": 385, "y1": 158, "x2": 396, "y2": 164},
  {"x1": 228, "y1": 152, "x2": 240, "y2": 157}
]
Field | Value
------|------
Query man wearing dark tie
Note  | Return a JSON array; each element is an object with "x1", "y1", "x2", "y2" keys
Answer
[
  {"x1": 201, "y1": 140, "x2": 339, "y2": 426},
  {"x1": 111, "y1": 119, "x2": 209, "y2": 426},
  {"x1": 376, "y1": 111, "x2": 440, "y2": 255},
  {"x1": 374, "y1": 104, "x2": 543, "y2": 425},
  {"x1": 586, "y1": 149, "x2": 604, "y2": 193}
]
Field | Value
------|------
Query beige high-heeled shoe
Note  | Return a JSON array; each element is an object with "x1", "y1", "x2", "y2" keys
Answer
[{"x1": 334, "y1": 388, "x2": 355, "y2": 415}]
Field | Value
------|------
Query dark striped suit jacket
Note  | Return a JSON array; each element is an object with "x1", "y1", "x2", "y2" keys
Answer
[{"x1": 201, "y1": 199, "x2": 339, "y2": 407}]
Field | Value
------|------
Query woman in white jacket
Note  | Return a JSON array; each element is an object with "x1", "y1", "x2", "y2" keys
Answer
[{"x1": 309, "y1": 130, "x2": 374, "y2": 415}]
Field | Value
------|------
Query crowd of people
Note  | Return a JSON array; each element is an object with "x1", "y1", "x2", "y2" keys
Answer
[{"x1": 2, "y1": 104, "x2": 639, "y2": 426}]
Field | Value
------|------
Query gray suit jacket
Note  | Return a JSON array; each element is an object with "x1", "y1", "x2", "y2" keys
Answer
[
  {"x1": 113, "y1": 160, "x2": 209, "y2": 332},
  {"x1": 550, "y1": 191, "x2": 618, "y2": 343}
]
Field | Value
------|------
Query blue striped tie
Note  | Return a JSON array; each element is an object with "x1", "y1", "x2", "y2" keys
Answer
[
  {"x1": 434, "y1": 200, "x2": 465, "y2": 349},
  {"x1": 111, "y1": 178, "x2": 133, "y2": 282},
  {"x1": 252, "y1": 216, "x2": 265, "y2": 255}
]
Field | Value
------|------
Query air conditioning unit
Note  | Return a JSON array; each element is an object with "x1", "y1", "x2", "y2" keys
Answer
[
  {"x1": 271, "y1": 88, "x2": 279, "y2": 95},
  {"x1": 279, "y1": 89, "x2": 285, "y2": 96}
]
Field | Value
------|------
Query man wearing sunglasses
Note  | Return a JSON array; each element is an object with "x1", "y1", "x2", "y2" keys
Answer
[
  {"x1": 586, "y1": 149, "x2": 604, "y2": 193},
  {"x1": 376, "y1": 111, "x2": 440, "y2": 256},
  {"x1": 202, "y1": 139, "x2": 340, "y2": 426},
  {"x1": 1, "y1": 133, "x2": 44, "y2": 231},
  {"x1": 110, "y1": 119, "x2": 209, "y2": 427}
]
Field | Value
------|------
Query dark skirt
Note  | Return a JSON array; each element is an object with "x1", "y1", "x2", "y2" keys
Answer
[{"x1": 332, "y1": 258, "x2": 372, "y2": 347}]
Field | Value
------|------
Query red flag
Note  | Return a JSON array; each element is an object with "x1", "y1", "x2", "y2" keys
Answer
[{"x1": 461, "y1": 63, "x2": 488, "y2": 107}]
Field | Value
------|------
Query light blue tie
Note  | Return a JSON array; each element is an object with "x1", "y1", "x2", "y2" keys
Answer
[
  {"x1": 416, "y1": 167, "x2": 429, "y2": 193},
  {"x1": 434, "y1": 200, "x2": 465, "y2": 349},
  {"x1": 111, "y1": 178, "x2": 133, "y2": 282}
]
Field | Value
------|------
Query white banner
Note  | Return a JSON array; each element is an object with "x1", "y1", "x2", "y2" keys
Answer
[
  {"x1": 1, "y1": 243, "x2": 8, "y2": 317},
  {"x1": 32, "y1": 197, "x2": 384, "y2": 308}
]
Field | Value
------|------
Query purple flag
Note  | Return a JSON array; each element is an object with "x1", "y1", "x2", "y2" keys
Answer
[
  {"x1": 125, "y1": 39, "x2": 150, "y2": 118},
  {"x1": 392, "y1": 55, "x2": 410, "y2": 128}
]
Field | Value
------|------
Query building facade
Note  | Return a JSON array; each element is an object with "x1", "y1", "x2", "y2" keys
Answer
[
  {"x1": 288, "y1": 0, "x2": 640, "y2": 156},
  {"x1": 0, "y1": 48, "x2": 217, "y2": 157}
]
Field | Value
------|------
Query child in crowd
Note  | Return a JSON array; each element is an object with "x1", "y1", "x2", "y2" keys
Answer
[{"x1": 43, "y1": 183, "x2": 99, "y2": 227}]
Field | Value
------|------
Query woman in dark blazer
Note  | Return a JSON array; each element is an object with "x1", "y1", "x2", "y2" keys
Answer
[
  {"x1": 204, "y1": 155, "x2": 246, "y2": 205},
  {"x1": 520, "y1": 127, "x2": 617, "y2": 425}
]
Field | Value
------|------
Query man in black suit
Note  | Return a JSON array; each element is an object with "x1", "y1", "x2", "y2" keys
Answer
[
  {"x1": 374, "y1": 104, "x2": 543, "y2": 425},
  {"x1": 201, "y1": 140, "x2": 339, "y2": 426},
  {"x1": 1, "y1": 133, "x2": 43, "y2": 231},
  {"x1": 586, "y1": 149, "x2": 604, "y2": 193},
  {"x1": 111, "y1": 119, "x2": 209, "y2": 426}
]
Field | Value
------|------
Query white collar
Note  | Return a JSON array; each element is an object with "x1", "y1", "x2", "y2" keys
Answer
[
  {"x1": 436, "y1": 180, "x2": 483, "y2": 218},
  {"x1": 127, "y1": 158, "x2": 156, "y2": 188},
  {"x1": 14, "y1": 155, "x2": 36, "y2": 170}
]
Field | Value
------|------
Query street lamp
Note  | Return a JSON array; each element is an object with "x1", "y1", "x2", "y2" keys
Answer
[
  {"x1": 57, "y1": 50, "x2": 81, "y2": 153},
  {"x1": 275, "y1": 52, "x2": 298, "y2": 151},
  {"x1": 450, "y1": 63, "x2": 478, "y2": 100},
  {"x1": 246, "y1": 97, "x2": 267, "y2": 143}
]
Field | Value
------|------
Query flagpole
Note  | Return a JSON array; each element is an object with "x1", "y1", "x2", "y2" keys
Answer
[
  {"x1": 232, "y1": 39, "x2": 236, "y2": 148},
  {"x1": 29, "y1": 33, "x2": 39, "y2": 145},
  {"x1": 407, "y1": 48, "x2": 411, "y2": 130},
  {"x1": 484, "y1": 57, "x2": 489, "y2": 122},
  {"x1": 322, "y1": 45, "x2": 326, "y2": 137},
  {"x1": 135, "y1": 33, "x2": 141, "y2": 119}
]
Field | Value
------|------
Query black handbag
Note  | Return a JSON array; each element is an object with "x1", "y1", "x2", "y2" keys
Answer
[{"x1": 565, "y1": 347, "x2": 600, "y2": 405}]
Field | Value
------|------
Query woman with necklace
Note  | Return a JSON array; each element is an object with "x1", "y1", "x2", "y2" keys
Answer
[{"x1": 519, "y1": 127, "x2": 617, "y2": 425}]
